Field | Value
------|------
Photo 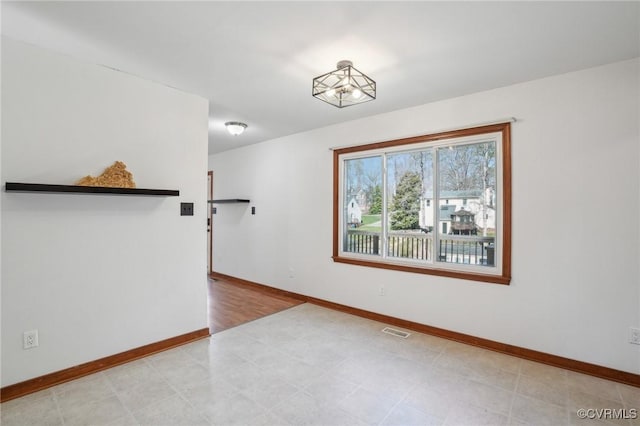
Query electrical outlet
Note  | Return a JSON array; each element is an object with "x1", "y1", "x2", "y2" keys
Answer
[
  {"x1": 23, "y1": 330, "x2": 39, "y2": 349},
  {"x1": 630, "y1": 327, "x2": 640, "y2": 345},
  {"x1": 379, "y1": 285, "x2": 385, "y2": 296}
]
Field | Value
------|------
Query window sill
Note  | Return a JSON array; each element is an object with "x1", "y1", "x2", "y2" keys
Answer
[{"x1": 332, "y1": 255, "x2": 511, "y2": 285}]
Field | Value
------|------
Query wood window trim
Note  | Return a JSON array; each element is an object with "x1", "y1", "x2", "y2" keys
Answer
[{"x1": 332, "y1": 122, "x2": 512, "y2": 285}]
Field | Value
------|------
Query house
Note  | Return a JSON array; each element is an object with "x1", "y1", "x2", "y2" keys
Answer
[
  {"x1": 449, "y1": 208, "x2": 477, "y2": 235},
  {"x1": 346, "y1": 197, "x2": 363, "y2": 226},
  {"x1": 2, "y1": 1, "x2": 639, "y2": 422},
  {"x1": 420, "y1": 189, "x2": 496, "y2": 234}
]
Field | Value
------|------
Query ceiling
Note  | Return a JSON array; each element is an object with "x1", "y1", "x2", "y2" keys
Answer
[{"x1": 2, "y1": 2, "x2": 639, "y2": 154}]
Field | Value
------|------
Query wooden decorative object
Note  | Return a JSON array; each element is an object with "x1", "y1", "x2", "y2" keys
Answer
[{"x1": 75, "y1": 161, "x2": 136, "y2": 188}]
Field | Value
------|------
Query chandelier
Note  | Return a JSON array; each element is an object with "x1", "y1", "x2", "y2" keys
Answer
[{"x1": 312, "y1": 60, "x2": 376, "y2": 108}]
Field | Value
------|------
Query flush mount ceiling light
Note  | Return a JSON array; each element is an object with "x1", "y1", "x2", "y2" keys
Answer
[
  {"x1": 312, "y1": 60, "x2": 376, "y2": 108},
  {"x1": 225, "y1": 121, "x2": 247, "y2": 136}
]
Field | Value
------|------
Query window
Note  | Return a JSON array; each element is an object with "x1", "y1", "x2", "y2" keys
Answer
[{"x1": 332, "y1": 123, "x2": 511, "y2": 284}]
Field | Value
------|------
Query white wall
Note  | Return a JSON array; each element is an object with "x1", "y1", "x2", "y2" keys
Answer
[
  {"x1": 209, "y1": 58, "x2": 640, "y2": 374},
  {"x1": 1, "y1": 38, "x2": 209, "y2": 386}
]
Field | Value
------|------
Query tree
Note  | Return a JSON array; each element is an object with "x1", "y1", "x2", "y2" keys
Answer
[
  {"x1": 475, "y1": 142, "x2": 496, "y2": 236},
  {"x1": 438, "y1": 143, "x2": 495, "y2": 192},
  {"x1": 363, "y1": 168, "x2": 382, "y2": 213},
  {"x1": 390, "y1": 172, "x2": 422, "y2": 230},
  {"x1": 346, "y1": 159, "x2": 365, "y2": 196},
  {"x1": 439, "y1": 145, "x2": 477, "y2": 191},
  {"x1": 369, "y1": 185, "x2": 382, "y2": 214}
]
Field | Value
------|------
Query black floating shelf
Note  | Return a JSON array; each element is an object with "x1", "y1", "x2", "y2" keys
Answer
[
  {"x1": 5, "y1": 182, "x2": 179, "y2": 196},
  {"x1": 208, "y1": 199, "x2": 250, "y2": 204}
]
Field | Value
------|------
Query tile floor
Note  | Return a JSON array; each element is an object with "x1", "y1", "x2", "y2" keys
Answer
[{"x1": 2, "y1": 303, "x2": 639, "y2": 426}]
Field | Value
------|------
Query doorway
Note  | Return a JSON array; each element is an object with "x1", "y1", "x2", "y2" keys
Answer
[{"x1": 207, "y1": 170, "x2": 213, "y2": 275}]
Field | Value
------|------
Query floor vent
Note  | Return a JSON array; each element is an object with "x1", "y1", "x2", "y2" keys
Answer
[{"x1": 381, "y1": 327, "x2": 411, "y2": 339}]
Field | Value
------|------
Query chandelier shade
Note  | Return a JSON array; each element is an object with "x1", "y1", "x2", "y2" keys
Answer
[{"x1": 312, "y1": 60, "x2": 376, "y2": 108}]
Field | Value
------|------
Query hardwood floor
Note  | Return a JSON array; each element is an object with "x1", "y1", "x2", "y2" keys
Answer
[{"x1": 207, "y1": 276, "x2": 304, "y2": 334}]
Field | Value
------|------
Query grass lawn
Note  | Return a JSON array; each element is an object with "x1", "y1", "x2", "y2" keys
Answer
[
  {"x1": 361, "y1": 214, "x2": 381, "y2": 225},
  {"x1": 357, "y1": 214, "x2": 382, "y2": 232}
]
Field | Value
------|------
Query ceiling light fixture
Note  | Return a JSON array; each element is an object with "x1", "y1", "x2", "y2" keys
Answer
[
  {"x1": 224, "y1": 121, "x2": 247, "y2": 136},
  {"x1": 312, "y1": 60, "x2": 376, "y2": 108}
]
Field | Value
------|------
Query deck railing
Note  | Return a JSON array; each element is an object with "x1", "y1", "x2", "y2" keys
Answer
[
  {"x1": 437, "y1": 235, "x2": 495, "y2": 265},
  {"x1": 345, "y1": 230, "x2": 495, "y2": 266},
  {"x1": 387, "y1": 232, "x2": 431, "y2": 261},
  {"x1": 344, "y1": 230, "x2": 380, "y2": 255}
]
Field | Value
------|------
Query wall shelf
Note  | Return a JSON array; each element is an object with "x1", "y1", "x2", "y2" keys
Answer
[
  {"x1": 208, "y1": 199, "x2": 250, "y2": 204},
  {"x1": 5, "y1": 182, "x2": 179, "y2": 196}
]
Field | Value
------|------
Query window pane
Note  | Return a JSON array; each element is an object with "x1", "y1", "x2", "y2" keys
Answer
[
  {"x1": 343, "y1": 156, "x2": 382, "y2": 256},
  {"x1": 386, "y1": 150, "x2": 433, "y2": 261},
  {"x1": 437, "y1": 141, "x2": 496, "y2": 266}
]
